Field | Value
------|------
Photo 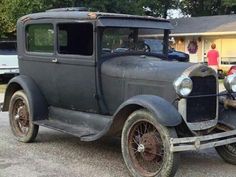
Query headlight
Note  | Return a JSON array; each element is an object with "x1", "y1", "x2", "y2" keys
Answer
[
  {"x1": 173, "y1": 76, "x2": 193, "y2": 97},
  {"x1": 224, "y1": 74, "x2": 236, "y2": 92}
]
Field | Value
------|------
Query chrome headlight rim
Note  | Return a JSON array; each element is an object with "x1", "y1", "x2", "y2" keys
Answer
[
  {"x1": 224, "y1": 74, "x2": 236, "y2": 93},
  {"x1": 173, "y1": 75, "x2": 193, "y2": 97}
]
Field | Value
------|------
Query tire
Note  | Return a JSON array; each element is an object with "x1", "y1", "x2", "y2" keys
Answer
[
  {"x1": 121, "y1": 109, "x2": 179, "y2": 177},
  {"x1": 216, "y1": 143, "x2": 236, "y2": 165},
  {"x1": 9, "y1": 90, "x2": 39, "y2": 143}
]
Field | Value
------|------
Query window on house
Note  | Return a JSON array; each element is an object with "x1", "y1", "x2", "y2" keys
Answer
[
  {"x1": 57, "y1": 23, "x2": 93, "y2": 56},
  {"x1": 26, "y1": 24, "x2": 54, "y2": 53},
  {"x1": 221, "y1": 38, "x2": 236, "y2": 64}
]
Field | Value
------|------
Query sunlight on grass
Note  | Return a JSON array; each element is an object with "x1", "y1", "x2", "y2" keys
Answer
[{"x1": 218, "y1": 79, "x2": 224, "y2": 83}]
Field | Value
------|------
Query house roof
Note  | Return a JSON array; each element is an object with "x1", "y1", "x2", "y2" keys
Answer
[{"x1": 170, "y1": 14, "x2": 236, "y2": 36}]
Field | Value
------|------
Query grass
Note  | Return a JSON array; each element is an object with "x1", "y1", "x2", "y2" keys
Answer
[
  {"x1": 218, "y1": 79, "x2": 224, "y2": 83},
  {"x1": 0, "y1": 84, "x2": 7, "y2": 93}
]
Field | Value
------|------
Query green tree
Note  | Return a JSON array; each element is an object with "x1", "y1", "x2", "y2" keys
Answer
[
  {"x1": 0, "y1": 0, "x2": 81, "y2": 38},
  {"x1": 0, "y1": 0, "x2": 45, "y2": 38},
  {"x1": 80, "y1": 0, "x2": 180, "y2": 18},
  {"x1": 140, "y1": 0, "x2": 179, "y2": 18},
  {"x1": 0, "y1": 0, "x2": 179, "y2": 38},
  {"x1": 180, "y1": 0, "x2": 236, "y2": 17},
  {"x1": 78, "y1": 0, "x2": 142, "y2": 15},
  {"x1": 43, "y1": 0, "x2": 77, "y2": 9},
  {"x1": 222, "y1": 0, "x2": 236, "y2": 14}
]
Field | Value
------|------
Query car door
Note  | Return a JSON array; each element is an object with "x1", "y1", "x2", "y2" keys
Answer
[
  {"x1": 54, "y1": 21, "x2": 99, "y2": 113},
  {"x1": 19, "y1": 21, "x2": 59, "y2": 106}
]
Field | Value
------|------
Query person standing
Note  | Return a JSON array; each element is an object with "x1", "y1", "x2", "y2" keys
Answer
[{"x1": 207, "y1": 43, "x2": 219, "y2": 71}]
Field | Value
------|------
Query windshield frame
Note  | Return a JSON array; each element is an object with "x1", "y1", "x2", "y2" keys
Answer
[
  {"x1": 97, "y1": 17, "x2": 173, "y2": 30},
  {"x1": 98, "y1": 27, "x2": 170, "y2": 59}
]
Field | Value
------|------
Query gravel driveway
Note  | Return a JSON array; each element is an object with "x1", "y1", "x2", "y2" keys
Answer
[{"x1": 1, "y1": 85, "x2": 236, "y2": 177}]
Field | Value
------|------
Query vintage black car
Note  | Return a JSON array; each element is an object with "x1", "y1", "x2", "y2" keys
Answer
[{"x1": 2, "y1": 8, "x2": 236, "y2": 177}]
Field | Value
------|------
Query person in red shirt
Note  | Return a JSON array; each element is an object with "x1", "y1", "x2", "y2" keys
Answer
[{"x1": 207, "y1": 43, "x2": 219, "y2": 71}]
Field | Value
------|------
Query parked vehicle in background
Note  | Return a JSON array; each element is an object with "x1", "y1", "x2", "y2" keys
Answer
[
  {"x1": 143, "y1": 39, "x2": 190, "y2": 62},
  {"x1": 2, "y1": 8, "x2": 236, "y2": 177},
  {"x1": 227, "y1": 66, "x2": 236, "y2": 76},
  {"x1": 218, "y1": 69, "x2": 225, "y2": 79},
  {"x1": 0, "y1": 41, "x2": 19, "y2": 82},
  {"x1": 118, "y1": 39, "x2": 189, "y2": 62}
]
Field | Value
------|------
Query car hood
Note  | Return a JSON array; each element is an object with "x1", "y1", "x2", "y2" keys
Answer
[{"x1": 101, "y1": 55, "x2": 194, "y2": 83}]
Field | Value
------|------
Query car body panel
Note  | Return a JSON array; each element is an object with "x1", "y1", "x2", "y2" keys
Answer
[
  {"x1": 2, "y1": 10, "x2": 235, "y2": 148},
  {"x1": 3, "y1": 75, "x2": 48, "y2": 121},
  {"x1": 101, "y1": 55, "x2": 193, "y2": 113}
]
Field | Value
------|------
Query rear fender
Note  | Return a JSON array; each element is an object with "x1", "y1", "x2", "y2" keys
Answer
[{"x1": 2, "y1": 75, "x2": 48, "y2": 121}]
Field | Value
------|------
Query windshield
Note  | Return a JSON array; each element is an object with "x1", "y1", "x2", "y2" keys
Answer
[
  {"x1": 0, "y1": 42, "x2": 17, "y2": 55},
  {"x1": 101, "y1": 28, "x2": 165, "y2": 56}
]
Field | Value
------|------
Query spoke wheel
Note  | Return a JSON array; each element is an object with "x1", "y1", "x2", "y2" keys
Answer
[
  {"x1": 9, "y1": 90, "x2": 39, "y2": 143},
  {"x1": 215, "y1": 127, "x2": 236, "y2": 165},
  {"x1": 12, "y1": 98, "x2": 30, "y2": 136},
  {"x1": 128, "y1": 121, "x2": 164, "y2": 176},
  {"x1": 122, "y1": 109, "x2": 179, "y2": 177}
]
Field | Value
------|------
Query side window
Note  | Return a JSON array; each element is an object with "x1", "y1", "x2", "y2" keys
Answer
[
  {"x1": 26, "y1": 24, "x2": 54, "y2": 53},
  {"x1": 57, "y1": 23, "x2": 93, "y2": 56}
]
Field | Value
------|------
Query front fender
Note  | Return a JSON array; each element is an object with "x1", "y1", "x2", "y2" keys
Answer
[
  {"x1": 2, "y1": 75, "x2": 48, "y2": 121},
  {"x1": 219, "y1": 107, "x2": 236, "y2": 129},
  {"x1": 93, "y1": 95, "x2": 182, "y2": 139},
  {"x1": 116, "y1": 95, "x2": 182, "y2": 126},
  {"x1": 106, "y1": 95, "x2": 182, "y2": 136}
]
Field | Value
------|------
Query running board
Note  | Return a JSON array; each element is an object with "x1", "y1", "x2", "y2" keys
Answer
[
  {"x1": 34, "y1": 106, "x2": 112, "y2": 141},
  {"x1": 34, "y1": 119, "x2": 99, "y2": 139}
]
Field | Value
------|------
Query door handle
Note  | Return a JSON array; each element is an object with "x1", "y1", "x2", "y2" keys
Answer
[{"x1": 52, "y1": 58, "x2": 58, "y2": 63}]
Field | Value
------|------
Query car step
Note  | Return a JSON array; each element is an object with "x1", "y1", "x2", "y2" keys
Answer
[{"x1": 34, "y1": 119, "x2": 99, "y2": 140}]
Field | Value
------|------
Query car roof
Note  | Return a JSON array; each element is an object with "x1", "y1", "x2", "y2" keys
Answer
[
  {"x1": 18, "y1": 8, "x2": 173, "y2": 30},
  {"x1": 21, "y1": 9, "x2": 167, "y2": 22}
]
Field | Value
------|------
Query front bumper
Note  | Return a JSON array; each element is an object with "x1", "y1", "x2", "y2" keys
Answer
[{"x1": 170, "y1": 129, "x2": 236, "y2": 152}]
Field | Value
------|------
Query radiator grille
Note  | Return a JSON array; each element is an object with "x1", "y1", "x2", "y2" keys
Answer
[{"x1": 186, "y1": 76, "x2": 217, "y2": 123}]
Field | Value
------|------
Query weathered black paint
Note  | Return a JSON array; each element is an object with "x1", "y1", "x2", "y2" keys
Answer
[
  {"x1": 3, "y1": 75, "x2": 48, "y2": 121},
  {"x1": 2, "y1": 10, "x2": 225, "y2": 141},
  {"x1": 119, "y1": 95, "x2": 182, "y2": 125},
  {"x1": 101, "y1": 55, "x2": 192, "y2": 114}
]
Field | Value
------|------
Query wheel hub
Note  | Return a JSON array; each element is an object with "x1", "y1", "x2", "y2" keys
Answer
[
  {"x1": 17, "y1": 105, "x2": 29, "y2": 127},
  {"x1": 137, "y1": 144, "x2": 145, "y2": 153},
  {"x1": 140, "y1": 132, "x2": 161, "y2": 162}
]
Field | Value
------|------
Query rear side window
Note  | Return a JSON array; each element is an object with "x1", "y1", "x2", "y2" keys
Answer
[
  {"x1": 57, "y1": 23, "x2": 93, "y2": 56},
  {"x1": 26, "y1": 24, "x2": 54, "y2": 53}
]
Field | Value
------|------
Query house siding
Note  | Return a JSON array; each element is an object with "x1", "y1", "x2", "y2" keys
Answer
[{"x1": 171, "y1": 35, "x2": 236, "y2": 71}]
